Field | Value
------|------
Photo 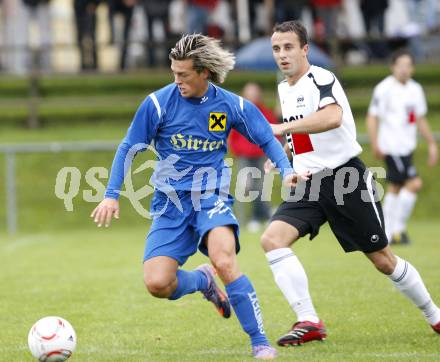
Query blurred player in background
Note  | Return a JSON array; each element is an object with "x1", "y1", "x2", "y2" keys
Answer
[
  {"x1": 91, "y1": 34, "x2": 305, "y2": 359},
  {"x1": 229, "y1": 81, "x2": 279, "y2": 232},
  {"x1": 366, "y1": 49, "x2": 438, "y2": 244},
  {"x1": 261, "y1": 20, "x2": 440, "y2": 347}
]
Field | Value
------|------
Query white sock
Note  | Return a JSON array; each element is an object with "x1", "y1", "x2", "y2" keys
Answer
[
  {"x1": 394, "y1": 189, "x2": 417, "y2": 234},
  {"x1": 389, "y1": 256, "x2": 440, "y2": 325},
  {"x1": 266, "y1": 248, "x2": 319, "y2": 323},
  {"x1": 383, "y1": 192, "x2": 398, "y2": 240}
]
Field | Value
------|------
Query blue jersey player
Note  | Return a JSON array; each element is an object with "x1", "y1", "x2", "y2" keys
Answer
[{"x1": 91, "y1": 34, "x2": 306, "y2": 360}]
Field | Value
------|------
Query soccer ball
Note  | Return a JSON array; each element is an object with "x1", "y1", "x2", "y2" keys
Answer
[{"x1": 28, "y1": 316, "x2": 76, "y2": 362}]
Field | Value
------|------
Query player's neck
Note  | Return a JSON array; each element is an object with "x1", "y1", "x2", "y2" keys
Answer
[
  {"x1": 286, "y1": 64, "x2": 310, "y2": 86},
  {"x1": 394, "y1": 75, "x2": 410, "y2": 85},
  {"x1": 193, "y1": 82, "x2": 210, "y2": 98}
]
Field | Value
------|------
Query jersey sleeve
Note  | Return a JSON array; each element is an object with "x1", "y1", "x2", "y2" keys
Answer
[
  {"x1": 234, "y1": 98, "x2": 294, "y2": 178},
  {"x1": 415, "y1": 84, "x2": 427, "y2": 118},
  {"x1": 105, "y1": 95, "x2": 161, "y2": 199},
  {"x1": 307, "y1": 70, "x2": 338, "y2": 109},
  {"x1": 368, "y1": 85, "x2": 381, "y2": 117}
]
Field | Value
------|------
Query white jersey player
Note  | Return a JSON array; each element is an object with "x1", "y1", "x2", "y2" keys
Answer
[
  {"x1": 261, "y1": 20, "x2": 440, "y2": 347},
  {"x1": 366, "y1": 50, "x2": 438, "y2": 244}
]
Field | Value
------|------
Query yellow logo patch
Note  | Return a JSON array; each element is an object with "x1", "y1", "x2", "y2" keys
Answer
[{"x1": 209, "y1": 112, "x2": 227, "y2": 132}]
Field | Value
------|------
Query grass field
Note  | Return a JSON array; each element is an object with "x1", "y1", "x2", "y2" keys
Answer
[{"x1": 1, "y1": 221, "x2": 439, "y2": 361}]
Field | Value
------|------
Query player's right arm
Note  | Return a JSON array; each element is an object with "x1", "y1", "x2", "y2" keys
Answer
[
  {"x1": 270, "y1": 103, "x2": 342, "y2": 136},
  {"x1": 91, "y1": 96, "x2": 161, "y2": 227},
  {"x1": 366, "y1": 113, "x2": 383, "y2": 159},
  {"x1": 366, "y1": 85, "x2": 384, "y2": 159}
]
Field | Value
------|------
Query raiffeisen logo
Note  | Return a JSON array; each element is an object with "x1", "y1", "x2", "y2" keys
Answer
[{"x1": 170, "y1": 133, "x2": 224, "y2": 151}]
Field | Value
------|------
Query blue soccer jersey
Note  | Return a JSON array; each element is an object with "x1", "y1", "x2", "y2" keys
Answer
[{"x1": 105, "y1": 83, "x2": 293, "y2": 198}]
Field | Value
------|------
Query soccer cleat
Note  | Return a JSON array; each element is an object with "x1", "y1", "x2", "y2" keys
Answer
[
  {"x1": 277, "y1": 320, "x2": 327, "y2": 346},
  {"x1": 390, "y1": 231, "x2": 411, "y2": 245},
  {"x1": 431, "y1": 321, "x2": 440, "y2": 334},
  {"x1": 196, "y1": 264, "x2": 231, "y2": 319},
  {"x1": 252, "y1": 345, "x2": 278, "y2": 360},
  {"x1": 400, "y1": 231, "x2": 412, "y2": 245},
  {"x1": 390, "y1": 233, "x2": 401, "y2": 245}
]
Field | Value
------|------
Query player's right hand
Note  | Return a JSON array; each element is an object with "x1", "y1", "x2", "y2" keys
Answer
[
  {"x1": 90, "y1": 198, "x2": 120, "y2": 228},
  {"x1": 283, "y1": 171, "x2": 311, "y2": 188},
  {"x1": 372, "y1": 145, "x2": 384, "y2": 160}
]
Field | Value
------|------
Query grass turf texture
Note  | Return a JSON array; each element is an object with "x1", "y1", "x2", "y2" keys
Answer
[{"x1": 1, "y1": 222, "x2": 439, "y2": 361}]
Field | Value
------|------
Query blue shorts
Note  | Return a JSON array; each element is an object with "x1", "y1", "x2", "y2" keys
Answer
[{"x1": 143, "y1": 190, "x2": 240, "y2": 266}]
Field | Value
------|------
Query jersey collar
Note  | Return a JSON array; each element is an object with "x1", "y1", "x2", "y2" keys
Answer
[{"x1": 183, "y1": 83, "x2": 217, "y2": 105}]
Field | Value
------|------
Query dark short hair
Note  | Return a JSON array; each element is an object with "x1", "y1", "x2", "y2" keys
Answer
[
  {"x1": 391, "y1": 49, "x2": 414, "y2": 65},
  {"x1": 272, "y1": 21, "x2": 308, "y2": 48}
]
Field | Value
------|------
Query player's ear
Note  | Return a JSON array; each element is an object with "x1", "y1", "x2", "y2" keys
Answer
[{"x1": 202, "y1": 68, "x2": 209, "y2": 80}]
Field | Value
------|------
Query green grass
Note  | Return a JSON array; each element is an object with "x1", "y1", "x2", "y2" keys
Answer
[{"x1": 1, "y1": 222, "x2": 439, "y2": 361}]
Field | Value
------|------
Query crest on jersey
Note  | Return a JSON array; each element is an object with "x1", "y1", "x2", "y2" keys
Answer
[{"x1": 209, "y1": 112, "x2": 227, "y2": 131}]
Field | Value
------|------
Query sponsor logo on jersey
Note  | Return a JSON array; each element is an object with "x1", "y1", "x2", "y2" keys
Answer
[
  {"x1": 209, "y1": 112, "x2": 227, "y2": 131},
  {"x1": 296, "y1": 95, "x2": 305, "y2": 108},
  {"x1": 170, "y1": 133, "x2": 224, "y2": 151}
]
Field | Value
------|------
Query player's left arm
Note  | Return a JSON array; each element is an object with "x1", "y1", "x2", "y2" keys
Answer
[
  {"x1": 417, "y1": 116, "x2": 438, "y2": 166},
  {"x1": 271, "y1": 103, "x2": 342, "y2": 136},
  {"x1": 234, "y1": 99, "x2": 309, "y2": 186}
]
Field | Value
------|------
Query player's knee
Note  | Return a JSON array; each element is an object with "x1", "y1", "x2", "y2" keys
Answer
[
  {"x1": 144, "y1": 275, "x2": 172, "y2": 298},
  {"x1": 211, "y1": 255, "x2": 235, "y2": 277},
  {"x1": 406, "y1": 177, "x2": 422, "y2": 193},
  {"x1": 260, "y1": 231, "x2": 284, "y2": 252},
  {"x1": 372, "y1": 256, "x2": 396, "y2": 275}
]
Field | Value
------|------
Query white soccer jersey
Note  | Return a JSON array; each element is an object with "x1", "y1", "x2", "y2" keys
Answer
[
  {"x1": 368, "y1": 75, "x2": 427, "y2": 156},
  {"x1": 278, "y1": 65, "x2": 362, "y2": 174}
]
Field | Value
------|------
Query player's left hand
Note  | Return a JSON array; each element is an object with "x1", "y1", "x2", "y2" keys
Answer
[
  {"x1": 428, "y1": 142, "x2": 438, "y2": 167},
  {"x1": 283, "y1": 171, "x2": 311, "y2": 188}
]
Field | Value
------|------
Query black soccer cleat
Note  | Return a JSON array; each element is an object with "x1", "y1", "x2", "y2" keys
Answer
[
  {"x1": 400, "y1": 231, "x2": 412, "y2": 244},
  {"x1": 390, "y1": 231, "x2": 412, "y2": 245},
  {"x1": 196, "y1": 264, "x2": 231, "y2": 319},
  {"x1": 277, "y1": 320, "x2": 327, "y2": 346}
]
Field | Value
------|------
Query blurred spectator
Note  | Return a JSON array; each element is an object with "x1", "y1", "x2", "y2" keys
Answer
[
  {"x1": 310, "y1": 0, "x2": 341, "y2": 56},
  {"x1": 360, "y1": 0, "x2": 389, "y2": 60},
  {"x1": 20, "y1": 0, "x2": 52, "y2": 72},
  {"x1": 274, "y1": 0, "x2": 309, "y2": 24},
  {"x1": 108, "y1": 0, "x2": 135, "y2": 70},
  {"x1": 406, "y1": 0, "x2": 439, "y2": 33},
  {"x1": 247, "y1": 0, "x2": 263, "y2": 37},
  {"x1": 144, "y1": 0, "x2": 171, "y2": 67},
  {"x1": 404, "y1": 0, "x2": 439, "y2": 60},
  {"x1": 360, "y1": 0, "x2": 388, "y2": 37},
  {"x1": 185, "y1": 0, "x2": 218, "y2": 34},
  {"x1": 229, "y1": 82, "x2": 279, "y2": 232},
  {"x1": 74, "y1": 0, "x2": 100, "y2": 71},
  {"x1": 206, "y1": 0, "x2": 234, "y2": 39}
]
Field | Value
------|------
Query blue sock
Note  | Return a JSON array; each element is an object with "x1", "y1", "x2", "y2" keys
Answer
[
  {"x1": 225, "y1": 275, "x2": 269, "y2": 347},
  {"x1": 169, "y1": 270, "x2": 208, "y2": 300}
]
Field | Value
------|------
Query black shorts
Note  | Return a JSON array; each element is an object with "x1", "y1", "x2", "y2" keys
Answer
[
  {"x1": 272, "y1": 157, "x2": 388, "y2": 253},
  {"x1": 384, "y1": 154, "x2": 418, "y2": 184}
]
